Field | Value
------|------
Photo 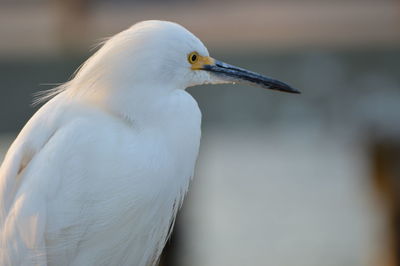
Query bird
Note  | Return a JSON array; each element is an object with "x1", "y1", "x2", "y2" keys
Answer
[{"x1": 0, "y1": 20, "x2": 298, "y2": 266}]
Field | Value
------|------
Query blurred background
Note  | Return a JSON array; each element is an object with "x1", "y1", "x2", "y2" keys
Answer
[{"x1": 1, "y1": 0, "x2": 400, "y2": 265}]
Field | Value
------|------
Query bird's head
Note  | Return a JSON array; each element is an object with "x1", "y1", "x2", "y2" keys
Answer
[{"x1": 75, "y1": 20, "x2": 298, "y2": 95}]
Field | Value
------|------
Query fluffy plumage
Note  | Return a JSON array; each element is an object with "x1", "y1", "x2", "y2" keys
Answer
[{"x1": 0, "y1": 21, "x2": 207, "y2": 266}]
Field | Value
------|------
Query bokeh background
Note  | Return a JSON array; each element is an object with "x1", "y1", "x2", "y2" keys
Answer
[{"x1": 1, "y1": 0, "x2": 400, "y2": 266}]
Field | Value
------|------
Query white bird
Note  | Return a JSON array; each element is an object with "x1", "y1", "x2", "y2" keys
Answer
[{"x1": 0, "y1": 20, "x2": 298, "y2": 266}]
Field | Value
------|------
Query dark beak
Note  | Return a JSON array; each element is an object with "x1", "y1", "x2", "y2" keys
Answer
[{"x1": 202, "y1": 60, "x2": 300, "y2": 94}]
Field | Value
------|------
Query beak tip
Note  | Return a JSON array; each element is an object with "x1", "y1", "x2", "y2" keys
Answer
[
  {"x1": 288, "y1": 87, "x2": 301, "y2": 94},
  {"x1": 270, "y1": 84, "x2": 300, "y2": 94}
]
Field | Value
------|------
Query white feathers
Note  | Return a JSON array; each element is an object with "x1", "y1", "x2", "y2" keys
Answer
[{"x1": 0, "y1": 20, "x2": 211, "y2": 265}]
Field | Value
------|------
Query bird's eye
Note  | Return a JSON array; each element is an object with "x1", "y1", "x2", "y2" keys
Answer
[{"x1": 188, "y1": 52, "x2": 199, "y2": 64}]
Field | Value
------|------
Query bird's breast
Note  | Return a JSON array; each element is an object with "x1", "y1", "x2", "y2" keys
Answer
[{"x1": 41, "y1": 93, "x2": 202, "y2": 264}]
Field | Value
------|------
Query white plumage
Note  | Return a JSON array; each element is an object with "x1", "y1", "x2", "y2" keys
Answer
[{"x1": 0, "y1": 20, "x2": 297, "y2": 266}]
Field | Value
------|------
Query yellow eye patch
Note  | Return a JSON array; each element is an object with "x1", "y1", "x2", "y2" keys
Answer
[{"x1": 188, "y1": 52, "x2": 215, "y2": 70}]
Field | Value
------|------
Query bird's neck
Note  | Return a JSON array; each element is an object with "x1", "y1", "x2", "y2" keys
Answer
[{"x1": 81, "y1": 82, "x2": 181, "y2": 129}]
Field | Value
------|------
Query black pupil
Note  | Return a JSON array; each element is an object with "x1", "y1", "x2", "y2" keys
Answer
[{"x1": 191, "y1": 54, "x2": 197, "y2": 62}]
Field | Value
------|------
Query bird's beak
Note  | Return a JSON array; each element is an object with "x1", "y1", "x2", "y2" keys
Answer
[{"x1": 193, "y1": 56, "x2": 299, "y2": 94}]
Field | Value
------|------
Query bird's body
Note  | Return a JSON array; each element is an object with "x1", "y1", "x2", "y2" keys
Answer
[
  {"x1": 0, "y1": 20, "x2": 297, "y2": 265},
  {"x1": 1, "y1": 88, "x2": 200, "y2": 265}
]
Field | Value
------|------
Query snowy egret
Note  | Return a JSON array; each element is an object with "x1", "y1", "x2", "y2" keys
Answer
[{"x1": 0, "y1": 20, "x2": 298, "y2": 266}]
